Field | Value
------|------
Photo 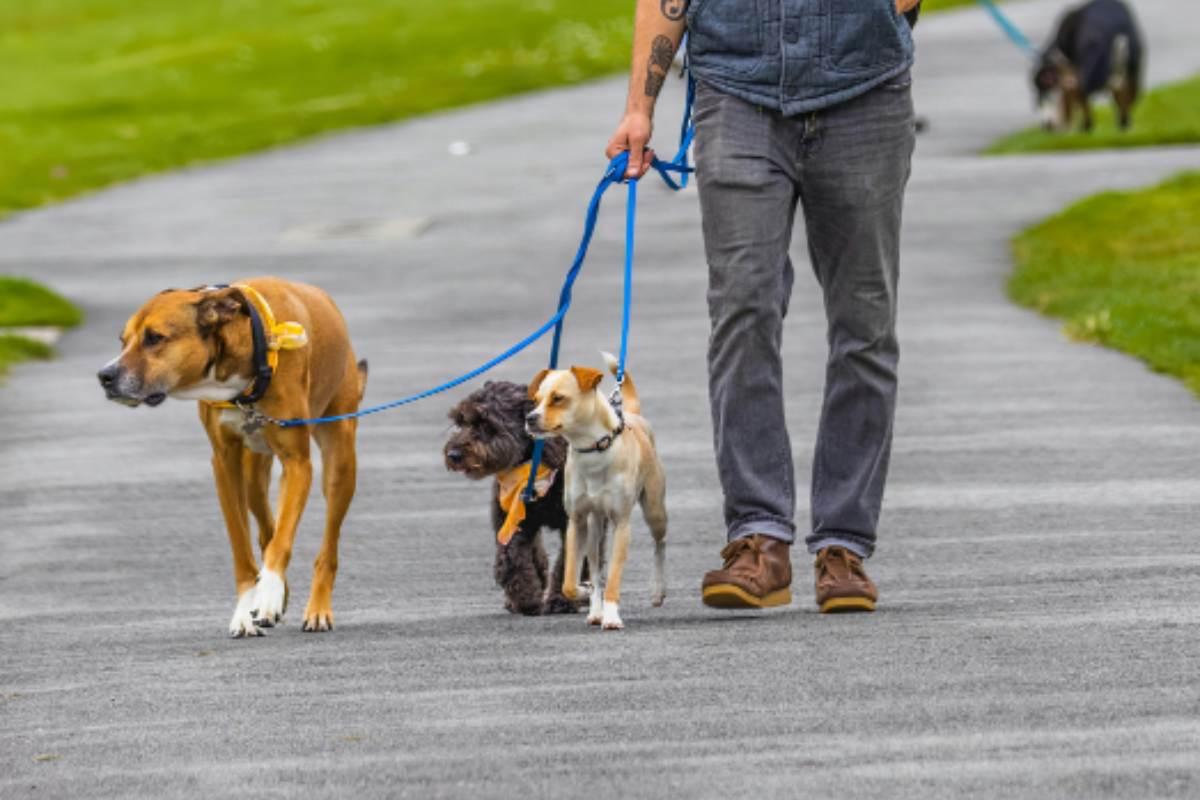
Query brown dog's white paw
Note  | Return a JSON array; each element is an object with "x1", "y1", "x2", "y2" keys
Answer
[
  {"x1": 229, "y1": 589, "x2": 264, "y2": 638},
  {"x1": 252, "y1": 570, "x2": 286, "y2": 627}
]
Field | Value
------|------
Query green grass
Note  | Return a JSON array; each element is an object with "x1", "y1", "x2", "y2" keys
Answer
[
  {"x1": 921, "y1": 0, "x2": 986, "y2": 12},
  {"x1": 0, "y1": 0, "x2": 639, "y2": 219},
  {"x1": 1, "y1": 0, "x2": 989, "y2": 221},
  {"x1": 989, "y1": 73, "x2": 1200, "y2": 154},
  {"x1": 1011, "y1": 171, "x2": 1200, "y2": 396},
  {"x1": 0, "y1": 276, "x2": 83, "y2": 376},
  {"x1": 0, "y1": 277, "x2": 84, "y2": 327},
  {"x1": 0, "y1": 335, "x2": 54, "y2": 377}
]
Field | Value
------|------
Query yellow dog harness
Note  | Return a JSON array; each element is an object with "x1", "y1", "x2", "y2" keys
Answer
[{"x1": 209, "y1": 283, "x2": 308, "y2": 410}]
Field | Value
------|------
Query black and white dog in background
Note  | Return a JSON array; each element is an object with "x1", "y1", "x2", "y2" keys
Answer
[{"x1": 1033, "y1": 0, "x2": 1143, "y2": 132}]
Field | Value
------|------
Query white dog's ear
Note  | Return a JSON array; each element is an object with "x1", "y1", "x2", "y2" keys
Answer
[
  {"x1": 570, "y1": 366, "x2": 604, "y2": 392},
  {"x1": 528, "y1": 368, "x2": 551, "y2": 400}
]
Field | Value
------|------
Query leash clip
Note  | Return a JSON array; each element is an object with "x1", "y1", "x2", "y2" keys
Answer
[{"x1": 608, "y1": 384, "x2": 625, "y2": 424}]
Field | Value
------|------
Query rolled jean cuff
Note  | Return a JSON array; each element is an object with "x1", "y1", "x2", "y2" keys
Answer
[
  {"x1": 807, "y1": 535, "x2": 872, "y2": 559},
  {"x1": 729, "y1": 519, "x2": 795, "y2": 544}
]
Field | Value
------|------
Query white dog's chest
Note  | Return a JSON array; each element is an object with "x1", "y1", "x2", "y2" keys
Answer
[
  {"x1": 218, "y1": 408, "x2": 272, "y2": 454},
  {"x1": 567, "y1": 458, "x2": 634, "y2": 516}
]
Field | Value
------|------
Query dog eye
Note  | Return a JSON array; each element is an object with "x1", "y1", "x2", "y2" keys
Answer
[
  {"x1": 550, "y1": 393, "x2": 565, "y2": 406},
  {"x1": 142, "y1": 329, "x2": 165, "y2": 347}
]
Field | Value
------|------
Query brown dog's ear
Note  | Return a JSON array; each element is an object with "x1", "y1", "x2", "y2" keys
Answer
[
  {"x1": 194, "y1": 288, "x2": 245, "y2": 334},
  {"x1": 528, "y1": 368, "x2": 551, "y2": 400},
  {"x1": 570, "y1": 366, "x2": 604, "y2": 393}
]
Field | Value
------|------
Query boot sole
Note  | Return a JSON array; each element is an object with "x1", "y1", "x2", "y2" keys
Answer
[
  {"x1": 819, "y1": 596, "x2": 876, "y2": 613},
  {"x1": 702, "y1": 584, "x2": 792, "y2": 609}
]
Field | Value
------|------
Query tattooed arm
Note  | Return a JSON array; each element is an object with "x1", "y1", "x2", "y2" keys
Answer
[{"x1": 605, "y1": 0, "x2": 687, "y2": 179}]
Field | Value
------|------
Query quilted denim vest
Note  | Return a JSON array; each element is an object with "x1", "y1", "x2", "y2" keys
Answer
[{"x1": 686, "y1": 0, "x2": 915, "y2": 115}]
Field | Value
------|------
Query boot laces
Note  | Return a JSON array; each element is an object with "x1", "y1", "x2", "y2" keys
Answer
[
  {"x1": 816, "y1": 547, "x2": 863, "y2": 580},
  {"x1": 719, "y1": 537, "x2": 760, "y2": 569}
]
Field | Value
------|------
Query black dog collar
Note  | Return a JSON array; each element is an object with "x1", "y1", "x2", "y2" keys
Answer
[
  {"x1": 574, "y1": 419, "x2": 626, "y2": 454},
  {"x1": 208, "y1": 283, "x2": 273, "y2": 408},
  {"x1": 235, "y1": 296, "x2": 274, "y2": 406}
]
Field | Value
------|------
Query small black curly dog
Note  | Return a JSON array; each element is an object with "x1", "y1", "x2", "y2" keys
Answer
[{"x1": 444, "y1": 380, "x2": 581, "y2": 615}]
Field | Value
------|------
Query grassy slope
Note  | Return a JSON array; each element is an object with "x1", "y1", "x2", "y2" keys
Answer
[
  {"x1": 0, "y1": 0, "x2": 636, "y2": 219},
  {"x1": 990, "y1": 73, "x2": 1200, "y2": 154},
  {"x1": 1, "y1": 0, "x2": 986, "y2": 221},
  {"x1": 1011, "y1": 171, "x2": 1200, "y2": 395}
]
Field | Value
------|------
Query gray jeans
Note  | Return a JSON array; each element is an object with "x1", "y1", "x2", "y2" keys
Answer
[{"x1": 694, "y1": 75, "x2": 915, "y2": 558}]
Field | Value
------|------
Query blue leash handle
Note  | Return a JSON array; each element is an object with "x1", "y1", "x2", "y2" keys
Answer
[{"x1": 974, "y1": 0, "x2": 1038, "y2": 59}]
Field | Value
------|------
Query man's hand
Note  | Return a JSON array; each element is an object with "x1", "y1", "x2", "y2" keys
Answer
[
  {"x1": 606, "y1": 111, "x2": 655, "y2": 179},
  {"x1": 896, "y1": 0, "x2": 920, "y2": 13}
]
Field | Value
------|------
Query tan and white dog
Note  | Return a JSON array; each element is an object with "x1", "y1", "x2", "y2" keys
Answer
[
  {"x1": 98, "y1": 277, "x2": 366, "y2": 637},
  {"x1": 525, "y1": 353, "x2": 666, "y2": 630}
]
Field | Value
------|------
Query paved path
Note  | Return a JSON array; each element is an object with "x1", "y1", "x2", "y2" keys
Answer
[{"x1": 3, "y1": 1, "x2": 1200, "y2": 797}]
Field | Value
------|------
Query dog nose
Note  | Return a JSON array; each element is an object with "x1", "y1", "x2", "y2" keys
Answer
[
  {"x1": 446, "y1": 448, "x2": 464, "y2": 464},
  {"x1": 97, "y1": 364, "x2": 119, "y2": 389},
  {"x1": 525, "y1": 412, "x2": 538, "y2": 424}
]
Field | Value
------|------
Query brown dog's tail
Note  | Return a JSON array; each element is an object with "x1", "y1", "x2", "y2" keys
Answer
[
  {"x1": 356, "y1": 359, "x2": 369, "y2": 402},
  {"x1": 601, "y1": 351, "x2": 640, "y2": 416}
]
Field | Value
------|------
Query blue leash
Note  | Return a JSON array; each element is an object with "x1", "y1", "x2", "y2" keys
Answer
[
  {"x1": 275, "y1": 75, "x2": 696, "y2": 434},
  {"x1": 974, "y1": 0, "x2": 1038, "y2": 59}
]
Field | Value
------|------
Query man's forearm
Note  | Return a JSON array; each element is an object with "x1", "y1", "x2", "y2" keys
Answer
[{"x1": 625, "y1": 0, "x2": 688, "y2": 116}]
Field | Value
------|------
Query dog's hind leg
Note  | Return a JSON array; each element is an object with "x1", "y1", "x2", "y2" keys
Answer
[
  {"x1": 640, "y1": 464, "x2": 668, "y2": 608},
  {"x1": 244, "y1": 451, "x2": 275, "y2": 555},
  {"x1": 302, "y1": 417, "x2": 358, "y2": 632}
]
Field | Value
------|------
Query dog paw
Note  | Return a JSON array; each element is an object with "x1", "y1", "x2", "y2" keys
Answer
[
  {"x1": 252, "y1": 570, "x2": 286, "y2": 627},
  {"x1": 586, "y1": 592, "x2": 604, "y2": 625},
  {"x1": 601, "y1": 604, "x2": 624, "y2": 631},
  {"x1": 651, "y1": 591, "x2": 666, "y2": 608},
  {"x1": 541, "y1": 595, "x2": 578, "y2": 615},
  {"x1": 301, "y1": 607, "x2": 334, "y2": 633},
  {"x1": 562, "y1": 582, "x2": 578, "y2": 601},
  {"x1": 229, "y1": 589, "x2": 264, "y2": 638}
]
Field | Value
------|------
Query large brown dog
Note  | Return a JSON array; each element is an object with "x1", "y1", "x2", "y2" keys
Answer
[{"x1": 98, "y1": 277, "x2": 366, "y2": 637}]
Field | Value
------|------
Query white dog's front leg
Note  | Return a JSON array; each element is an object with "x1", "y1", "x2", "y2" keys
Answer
[
  {"x1": 229, "y1": 587, "x2": 263, "y2": 638},
  {"x1": 586, "y1": 515, "x2": 605, "y2": 626}
]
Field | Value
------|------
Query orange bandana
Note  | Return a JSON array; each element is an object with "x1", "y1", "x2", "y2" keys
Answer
[{"x1": 495, "y1": 462, "x2": 557, "y2": 545}]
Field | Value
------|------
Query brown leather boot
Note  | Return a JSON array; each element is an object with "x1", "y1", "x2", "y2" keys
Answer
[
  {"x1": 701, "y1": 534, "x2": 792, "y2": 609},
  {"x1": 814, "y1": 546, "x2": 877, "y2": 613}
]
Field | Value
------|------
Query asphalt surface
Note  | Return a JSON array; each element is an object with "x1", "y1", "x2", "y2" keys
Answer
[{"x1": 3, "y1": 1, "x2": 1200, "y2": 797}]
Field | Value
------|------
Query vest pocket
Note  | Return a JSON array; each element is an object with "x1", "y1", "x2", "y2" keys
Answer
[
  {"x1": 823, "y1": 0, "x2": 905, "y2": 74},
  {"x1": 688, "y1": 0, "x2": 766, "y2": 78}
]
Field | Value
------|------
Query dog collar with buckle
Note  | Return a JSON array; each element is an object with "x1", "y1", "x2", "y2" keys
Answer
[
  {"x1": 574, "y1": 419, "x2": 626, "y2": 454},
  {"x1": 207, "y1": 283, "x2": 309, "y2": 411}
]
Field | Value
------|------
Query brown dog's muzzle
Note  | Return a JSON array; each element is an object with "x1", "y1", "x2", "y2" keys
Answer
[{"x1": 97, "y1": 362, "x2": 166, "y2": 407}]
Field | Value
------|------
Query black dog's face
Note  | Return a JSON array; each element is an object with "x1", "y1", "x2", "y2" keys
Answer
[
  {"x1": 444, "y1": 381, "x2": 534, "y2": 479},
  {"x1": 1033, "y1": 63, "x2": 1060, "y2": 101}
]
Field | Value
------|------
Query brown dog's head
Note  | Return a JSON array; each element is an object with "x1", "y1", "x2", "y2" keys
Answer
[
  {"x1": 524, "y1": 366, "x2": 605, "y2": 439},
  {"x1": 97, "y1": 286, "x2": 254, "y2": 408}
]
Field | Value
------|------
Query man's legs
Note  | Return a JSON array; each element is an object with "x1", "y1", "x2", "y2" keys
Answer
[
  {"x1": 797, "y1": 76, "x2": 916, "y2": 560},
  {"x1": 694, "y1": 82, "x2": 805, "y2": 609},
  {"x1": 693, "y1": 81, "x2": 800, "y2": 545}
]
